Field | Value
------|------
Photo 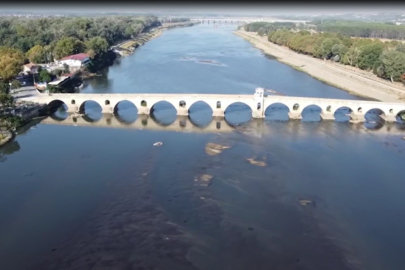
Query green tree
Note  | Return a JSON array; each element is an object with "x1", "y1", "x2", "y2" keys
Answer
[
  {"x1": 0, "y1": 93, "x2": 14, "y2": 107},
  {"x1": 85, "y1": 37, "x2": 108, "y2": 58},
  {"x1": 343, "y1": 46, "x2": 360, "y2": 66},
  {"x1": 357, "y1": 43, "x2": 384, "y2": 70},
  {"x1": 320, "y1": 38, "x2": 341, "y2": 59},
  {"x1": 53, "y1": 37, "x2": 86, "y2": 59},
  {"x1": 0, "y1": 82, "x2": 10, "y2": 94},
  {"x1": 39, "y1": 69, "x2": 51, "y2": 83},
  {"x1": 10, "y1": 80, "x2": 21, "y2": 90},
  {"x1": 380, "y1": 50, "x2": 405, "y2": 82},
  {"x1": 0, "y1": 47, "x2": 25, "y2": 82},
  {"x1": 26, "y1": 45, "x2": 46, "y2": 63}
]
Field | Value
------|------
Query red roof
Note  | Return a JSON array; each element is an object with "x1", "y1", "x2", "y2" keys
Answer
[{"x1": 60, "y1": 53, "x2": 90, "y2": 61}]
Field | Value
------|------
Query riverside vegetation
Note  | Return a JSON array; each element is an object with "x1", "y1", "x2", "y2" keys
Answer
[
  {"x1": 0, "y1": 15, "x2": 161, "y2": 92},
  {"x1": 243, "y1": 21, "x2": 405, "y2": 84}
]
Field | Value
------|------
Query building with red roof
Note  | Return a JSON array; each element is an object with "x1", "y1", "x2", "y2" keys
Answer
[{"x1": 57, "y1": 53, "x2": 91, "y2": 69}]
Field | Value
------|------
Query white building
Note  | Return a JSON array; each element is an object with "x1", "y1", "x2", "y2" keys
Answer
[
  {"x1": 22, "y1": 63, "x2": 38, "y2": 75},
  {"x1": 56, "y1": 53, "x2": 91, "y2": 69}
]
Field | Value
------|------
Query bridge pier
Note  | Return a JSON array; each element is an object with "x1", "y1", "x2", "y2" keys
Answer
[
  {"x1": 320, "y1": 112, "x2": 335, "y2": 121},
  {"x1": 380, "y1": 114, "x2": 397, "y2": 122},
  {"x1": 66, "y1": 105, "x2": 79, "y2": 113},
  {"x1": 101, "y1": 105, "x2": 113, "y2": 114},
  {"x1": 177, "y1": 107, "x2": 189, "y2": 116},
  {"x1": 349, "y1": 113, "x2": 365, "y2": 123},
  {"x1": 213, "y1": 109, "x2": 225, "y2": 117},
  {"x1": 252, "y1": 110, "x2": 265, "y2": 118},
  {"x1": 288, "y1": 111, "x2": 302, "y2": 120},
  {"x1": 138, "y1": 106, "x2": 150, "y2": 115}
]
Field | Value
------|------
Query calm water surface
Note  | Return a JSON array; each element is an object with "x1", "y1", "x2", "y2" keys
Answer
[{"x1": 1, "y1": 24, "x2": 405, "y2": 270}]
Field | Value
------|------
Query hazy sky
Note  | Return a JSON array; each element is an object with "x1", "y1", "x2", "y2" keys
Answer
[{"x1": 0, "y1": 4, "x2": 404, "y2": 16}]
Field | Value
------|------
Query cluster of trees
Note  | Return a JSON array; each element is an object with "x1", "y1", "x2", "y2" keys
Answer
[
  {"x1": 0, "y1": 15, "x2": 160, "y2": 89},
  {"x1": 313, "y1": 20, "x2": 405, "y2": 40},
  {"x1": 266, "y1": 28, "x2": 405, "y2": 83},
  {"x1": 244, "y1": 22, "x2": 405, "y2": 84},
  {"x1": 244, "y1": 22, "x2": 296, "y2": 36},
  {"x1": 0, "y1": 16, "x2": 160, "y2": 54},
  {"x1": 161, "y1": 18, "x2": 190, "y2": 23}
]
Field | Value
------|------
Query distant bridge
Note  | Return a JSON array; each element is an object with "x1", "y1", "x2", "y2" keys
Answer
[
  {"x1": 190, "y1": 17, "x2": 308, "y2": 25},
  {"x1": 24, "y1": 88, "x2": 405, "y2": 122}
]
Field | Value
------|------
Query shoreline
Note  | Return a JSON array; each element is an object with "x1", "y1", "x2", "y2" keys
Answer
[
  {"x1": 113, "y1": 22, "x2": 198, "y2": 58},
  {"x1": 234, "y1": 29, "x2": 405, "y2": 102},
  {"x1": 0, "y1": 131, "x2": 14, "y2": 148}
]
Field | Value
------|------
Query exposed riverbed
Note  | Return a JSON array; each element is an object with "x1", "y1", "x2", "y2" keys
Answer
[{"x1": 1, "y1": 24, "x2": 405, "y2": 270}]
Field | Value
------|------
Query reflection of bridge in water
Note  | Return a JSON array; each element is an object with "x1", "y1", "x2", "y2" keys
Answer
[
  {"x1": 40, "y1": 113, "x2": 405, "y2": 136},
  {"x1": 42, "y1": 114, "x2": 235, "y2": 133}
]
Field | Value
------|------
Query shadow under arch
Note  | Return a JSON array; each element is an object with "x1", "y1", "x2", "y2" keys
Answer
[
  {"x1": 364, "y1": 108, "x2": 386, "y2": 130},
  {"x1": 264, "y1": 102, "x2": 290, "y2": 121},
  {"x1": 48, "y1": 99, "x2": 68, "y2": 120},
  {"x1": 79, "y1": 100, "x2": 102, "y2": 114},
  {"x1": 333, "y1": 106, "x2": 353, "y2": 122},
  {"x1": 188, "y1": 100, "x2": 214, "y2": 127},
  {"x1": 113, "y1": 100, "x2": 138, "y2": 124},
  {"x1": 150, "y1": 101, "x2": 177, "y2": 126},
  {"x1": 396, "y1": 110, "x2": 405, "y2": 123},
  {"x1": 365, "y1": 108, "x2": 386, "y2": 122},
  {"x1": 82, "y1": 113, "x2": 102, "y2": 123},
  {"x1": 301, "y1": 104, "x2": 322, "y2": 122},
  {"x1": 224, "y1": 102, "x2": 252, "y2": 126}
]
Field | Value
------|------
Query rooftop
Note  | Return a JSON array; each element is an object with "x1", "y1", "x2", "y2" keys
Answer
[{"x1": 60, "y1": 53, "x2": 90, "y2": 61}]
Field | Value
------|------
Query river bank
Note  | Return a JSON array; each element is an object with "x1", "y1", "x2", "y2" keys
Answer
[
  {"x1": 0, "y1": 131, "x2": 13, "y2": 148},
  {"x1": 112, "y1": 22, "x2": 198, "y2": 58},
  {"x1": 234, "y1": 29, "x2": 405, "y2": 102}
]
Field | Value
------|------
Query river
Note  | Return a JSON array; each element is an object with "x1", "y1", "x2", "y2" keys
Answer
[{"x1": 1, "y1": 24, "x2": 405, "y2": 270}]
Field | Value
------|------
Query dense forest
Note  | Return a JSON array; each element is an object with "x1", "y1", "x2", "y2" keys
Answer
[
  {"x1": 0, "y1": 15, "x2": 160, "y2": 61},
  {"x1": 313, "y1": 20, "x2": 405, "y2": 40},
  {"x1": 244, "y1": 22, "x2": 405, "y2": 84}
]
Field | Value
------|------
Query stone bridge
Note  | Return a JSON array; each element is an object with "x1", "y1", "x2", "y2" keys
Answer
[{"x1": 26, "y1": 88, "x2": 405, "y2": 122}]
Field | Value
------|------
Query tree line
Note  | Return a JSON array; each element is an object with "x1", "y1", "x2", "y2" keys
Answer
[
  {"x1": 244, "y1": 22, "x2": 405, "y2": 84},
  {"x1": 313, "y1": 20, "x2": 405, "y2": 40}
]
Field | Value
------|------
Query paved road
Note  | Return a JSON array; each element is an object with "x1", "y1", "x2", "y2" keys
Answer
[{"x1": 11, "y1": 87, "x2": 41, "y2": 99}]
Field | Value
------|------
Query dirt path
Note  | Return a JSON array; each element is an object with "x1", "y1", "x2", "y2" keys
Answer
[{"x1": 234, "y1": 30, "x2": 405, "y2": 103}]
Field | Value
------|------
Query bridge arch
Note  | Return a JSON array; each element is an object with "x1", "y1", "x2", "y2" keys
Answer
[
  {"x1": 264, "y1": 102, "x2": 290, "y2": 121},
  {"x1": 188, "y1": 100, "x2": 214, "y2": 127},
  {"x1": 150, "y1": 100, "x2": 177, "y2": 125},
  {"x1": 113, "y1": 100, "x2": 138, "y2": 124},
  {"x1": 396, "y1": 110, "x2": 405, "y2": 123},
  {"x1": 301, "y1": 104, "x2": 322, "y2": 122},
  {"x1": 224, "y1": 101, "x2": 253, "y2": 125},
  {"x1": 78, "y1": 100, "x2": 102, "y2": 114},
  {"x1": 113, "y1": 100, "x2": 138, "y2": 114},
  {"x1": 47, "y1": 99, "x2": 68, "y2": 111},
  {"x1": 364, "y1": 108, "x2": 386, "y2": 122},
  {"x1": 333, "y1": 106, "x2": 353, "y2": 122}
]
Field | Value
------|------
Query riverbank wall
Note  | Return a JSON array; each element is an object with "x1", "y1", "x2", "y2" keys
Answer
[{"x1": 234, "y1": 30, "x2": 405, "y2": 103}]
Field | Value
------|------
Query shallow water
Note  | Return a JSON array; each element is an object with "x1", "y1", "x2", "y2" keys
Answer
[{"x1": 1, "y1": 24, "x2": 405, "y2": 270}]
